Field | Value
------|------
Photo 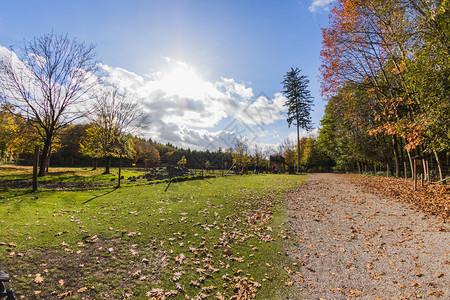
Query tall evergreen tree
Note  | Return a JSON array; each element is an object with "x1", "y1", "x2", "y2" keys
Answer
[{"x1": 282, "y1": 67, "x2": 313, "y2": 172}]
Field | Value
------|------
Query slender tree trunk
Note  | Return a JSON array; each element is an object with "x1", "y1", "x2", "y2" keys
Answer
[
  {"x1": 433, "y1": 150, "x2": 443, "y2": 182},
  {"x1": 117, "y1": 154, "x2": 122, "y2": 188},
  {"x1": 296, "y1": 123, "x2": 300, "y2": 173},
  {"x1": 392, "y1": 136, "x2": 400, "y2": 177},
  {"x1": 104, "y1": 156, "x2": 111, "y2": 174},
  {"x1": 407, "y1": 150, "x2": 414, "y2": 179},
  {"x1": 400, "y1": 138, "x2": 405, "y2": 177},
  {"x1": 33, "y1": 145, "x2": 40, "y2": 191}
]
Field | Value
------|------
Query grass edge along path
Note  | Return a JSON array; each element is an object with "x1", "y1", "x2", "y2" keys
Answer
[{"x1": 0, "y1": 174, "x2": 307, "y2": 299}]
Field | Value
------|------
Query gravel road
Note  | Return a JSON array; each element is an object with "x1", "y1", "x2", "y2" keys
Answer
[{"x1": 286, "y1": 173, "x2": 449, "y2": 299}]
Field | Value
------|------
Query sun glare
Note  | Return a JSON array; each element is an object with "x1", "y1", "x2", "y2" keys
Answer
[{"x1": 160, "y1": 64, "x2": 209, "y2": 99}]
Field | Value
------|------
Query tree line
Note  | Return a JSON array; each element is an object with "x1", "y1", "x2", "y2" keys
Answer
[
  {"x1": 0, "y1": 104, "x2": 277, "y2": 174},
  {"x1": 318, "y1": 0, "x2": 449, "y2": 180}
]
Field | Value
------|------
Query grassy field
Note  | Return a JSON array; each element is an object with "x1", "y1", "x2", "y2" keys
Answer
[{"x1": 0, "y1": 167, "x2": 307, "y2": 299}]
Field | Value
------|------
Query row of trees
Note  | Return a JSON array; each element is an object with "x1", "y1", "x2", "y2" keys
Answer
[
  {"x1": 0, "y1": 101, "x2": 275, "y2": 173},
  {"x1": 318, "y1": 0, "x2": 449, "y2": 180}
]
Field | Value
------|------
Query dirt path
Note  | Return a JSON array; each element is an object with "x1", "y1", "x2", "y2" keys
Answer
[{"x1": 286, "y1": 173, "x2": 449, "y2": 299}]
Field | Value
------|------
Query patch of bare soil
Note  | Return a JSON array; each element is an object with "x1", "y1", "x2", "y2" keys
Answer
[
  {"x1": 1, "y1": 238, "x2": 167, "y2": 299},
  {"x1": 286, "y1": 173, "x2": 449, "y2": 299}
]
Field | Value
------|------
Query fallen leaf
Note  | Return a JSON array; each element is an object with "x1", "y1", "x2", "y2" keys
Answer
[
  {"x1": 34, "y1": 273, "x2": 44, "y2": 284},
  {"x1": 346, "y1": 289, "x2": 360, "y2": 297},
  {"x1": 306, "y1": 266, "x2": 315, "y2": 272},
  {"x1": 57, "y1": 290, "x2": 73, "y2": 298}
]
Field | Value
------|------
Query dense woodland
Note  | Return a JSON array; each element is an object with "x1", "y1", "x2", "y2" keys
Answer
[{"x1": 317, "y1": 0, "x2": 449, "y2": 181}]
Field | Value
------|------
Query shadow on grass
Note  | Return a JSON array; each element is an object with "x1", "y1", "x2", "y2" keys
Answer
[
  {"x1": 83, "y1": 189, "x2": 116, "y2": 204},
  {"x1": 0, "y1": 189, "x2": 35, "y2": 199}
]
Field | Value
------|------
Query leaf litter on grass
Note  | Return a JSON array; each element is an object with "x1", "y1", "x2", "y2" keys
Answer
[{"x1": 0, "y1": 174, "x2": 307, "y2": 299}]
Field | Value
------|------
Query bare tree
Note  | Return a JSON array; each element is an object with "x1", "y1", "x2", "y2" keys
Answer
[
  {"x1": 0, "y1": 33, "x2": 99, "y2": 176},
  {"x1": 83, "y1": 85, "x2": 149, "y2": 185}
]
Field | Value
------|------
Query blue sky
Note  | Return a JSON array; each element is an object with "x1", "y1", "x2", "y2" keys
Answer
[{"x1": 0, "y1": 0, "x2": 335, "y2": 152}]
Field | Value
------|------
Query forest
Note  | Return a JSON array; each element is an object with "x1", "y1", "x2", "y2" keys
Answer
[{"x1": 317, "y1": 0, "x2": 449, "y2": 181}]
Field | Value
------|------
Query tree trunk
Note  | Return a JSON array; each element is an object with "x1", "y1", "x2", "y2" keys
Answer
[
  {"x1": 433, "y1": 150, "x2": 443, "y2": 182},
  {"x1": 296, "y1": 124, "x2": 300, "y2": 173},
  {"x1": 38, "y1": 135, "x2": 52, "y2": 177},
  {"x1": 117, "y1": 154, "x2": 122, "y2": 188},
  {"x1": 400, "y1": 138, "x2": 406, "y2": 177},
  {"x1": 407, "y1": 150, "x2": 414, "y2": 179},
  {"x1": 104, "y1": 156, "x2": 111, "y2": 174},
  {"x1": 33, "y1": 145, "x2": 40, "y2": 191},
  {"x1": 392, "y1": 136, "x2": 400, "y2": 177},
  {"x1": 92, "y1": 157, "x2": 98, "y2": 170}
]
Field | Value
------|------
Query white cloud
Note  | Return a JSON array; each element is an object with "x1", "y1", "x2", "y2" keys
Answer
[
  {"x1": 309, "y1": 0, "x2": 335, "y2": 12},
  {"x1": 232, "y1": 92, "x2": 285, "y2": 126},
  {"x1": 99, "y1": 58, "x2": 287, "y2": 148},
  {"x1": 1, "y1": 46, "x2": 288, "y2": 151}
]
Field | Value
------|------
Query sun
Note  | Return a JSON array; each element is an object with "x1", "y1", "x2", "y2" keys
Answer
[{"x1": 160, "y1": 63, "x2": 209, "y2": 99}]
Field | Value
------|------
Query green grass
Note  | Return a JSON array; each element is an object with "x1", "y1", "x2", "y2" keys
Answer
[
  {"x1": 0, "y1": 171, "x2": 307, "y2": 299},
  {"x1": 0, "y1": 165, "x2": 143, "y2": 184}
]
